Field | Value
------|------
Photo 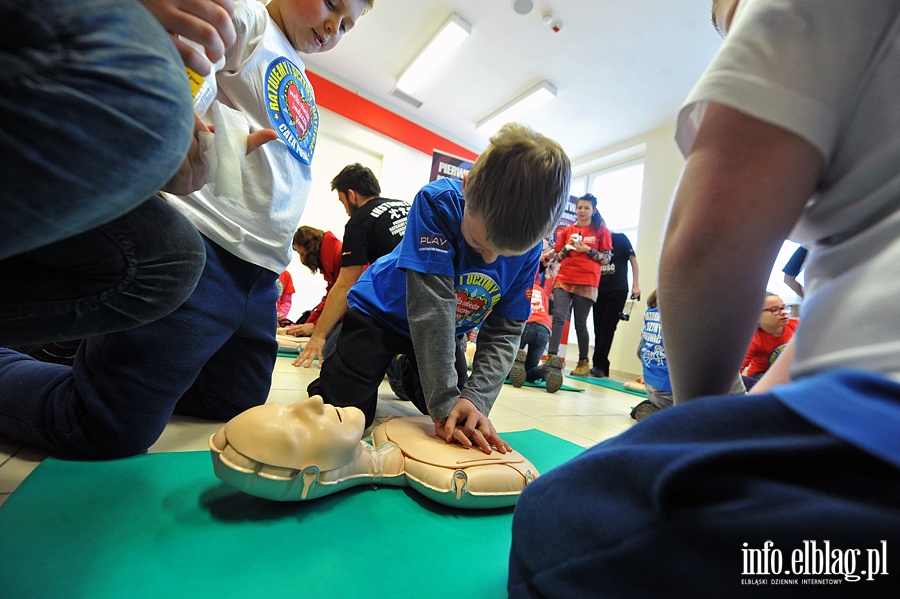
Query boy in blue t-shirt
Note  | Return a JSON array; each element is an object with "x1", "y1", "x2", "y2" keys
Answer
[{"x1": 308, "y1": 123, "x2": 571, "y2": 454}]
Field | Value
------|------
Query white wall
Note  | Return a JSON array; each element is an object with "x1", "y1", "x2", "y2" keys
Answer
[
  {"x1": 284, "y1": 107, "x2": 432, "y2": 320},
  {"x1": 572, "y1": 124, "x2": 686, "y2": 378}
]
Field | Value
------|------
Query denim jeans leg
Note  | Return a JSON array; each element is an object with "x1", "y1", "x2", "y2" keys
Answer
[
  {"x1": 0, "y1": 196, "x2": 205, "y2": 345},
  {"x1": 0, "y1": 0, "x2": 193, "y2": 260},
  {"x1": 0, "y1": 238, "x2": 266, "y2": 458},
  {"x1": 521, "y1": 323, "x2": 550, "y2": 381},
  {"x1": 547, "y1": 288, "x2": 573, "y2": 355}
]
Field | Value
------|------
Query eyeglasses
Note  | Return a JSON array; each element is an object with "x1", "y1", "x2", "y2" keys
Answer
[{"x1": 762, "y1": 305, "x2": 792, "y2": 315}]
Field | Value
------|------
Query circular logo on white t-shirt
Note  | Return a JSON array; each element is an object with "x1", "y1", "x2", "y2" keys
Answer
[{"x1": 264, "y1": 57, "x2": 318, "y2": 165}]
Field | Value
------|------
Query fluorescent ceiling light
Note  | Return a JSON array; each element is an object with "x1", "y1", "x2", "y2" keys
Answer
[
  {"x1": 396, "y1": 14, "x2": 471, "y2": 94},
  {"x1": 476, "y1": 81, "x2": 557, "y2": 133}
]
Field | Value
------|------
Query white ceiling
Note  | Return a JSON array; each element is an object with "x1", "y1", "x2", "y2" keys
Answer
[{"x1": 302, "y1": 0, "x2": 724, "y2": 161}]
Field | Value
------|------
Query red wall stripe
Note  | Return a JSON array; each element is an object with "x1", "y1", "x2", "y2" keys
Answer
[{"x1": 307, "y1": 71, "x2": 479, "y2": 162}]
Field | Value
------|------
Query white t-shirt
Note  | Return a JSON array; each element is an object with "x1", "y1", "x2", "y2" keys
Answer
[
  {"x1": 675, "y1": 0, "x2": 900, "y2": 379},
  {"x1": 165, "y1": 0, "x2": 317, "y2": 273}
]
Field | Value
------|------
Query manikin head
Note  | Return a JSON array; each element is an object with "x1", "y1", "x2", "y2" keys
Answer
[{"x1": 214, "y1": 395, "x2": 366, "y2": 472}]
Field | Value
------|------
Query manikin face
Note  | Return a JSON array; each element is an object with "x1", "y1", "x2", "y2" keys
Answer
[
  {"x1": 267, "y1": 0, "x2": 368, "y2": 54},
  {"x1": 221, "y1": 396, "x2": 365, "y2": 471}
]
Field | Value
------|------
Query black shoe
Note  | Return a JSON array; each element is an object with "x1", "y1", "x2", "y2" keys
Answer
[
  {"x1": 8, "y1": 340, "x2": 81, "y2": 366},
  {"x1": 543, "y1": 355, "x2": 563, "y2": 394},
  {"x1": 509, "y1": 349, "x2": 527, "y2": 387},
  {"x1": 589, "y1": 367, "x2": 607, "y2": 378}
]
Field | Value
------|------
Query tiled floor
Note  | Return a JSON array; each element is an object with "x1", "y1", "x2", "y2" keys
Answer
[{"x1": 0, "y1": 348, "x2": 640, "y2": 508}]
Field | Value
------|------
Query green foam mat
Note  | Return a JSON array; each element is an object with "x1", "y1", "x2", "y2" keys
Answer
[
  {"x1": 0, "y1": 429, "x2": 583, "y2": 599},
  {"x1": 566, "y1": 374, "x2": 648, "y2": 397},
  {"x1": 504, "y1": 378, "x2": 584, "y2": 392}
]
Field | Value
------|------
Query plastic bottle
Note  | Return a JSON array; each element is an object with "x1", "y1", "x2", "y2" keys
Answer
[{"x1": 180, "y1": 38, "x2": 219, "y2": 117}]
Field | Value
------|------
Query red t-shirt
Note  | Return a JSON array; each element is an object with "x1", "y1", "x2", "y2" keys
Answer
[
  {"x1": 554, "y1": 224, "x2": 612, "y2": 287},
  {"x1": 742, "y1": 318, "x2": 800, "y2": 377},
  {"x1": 276, "y1": 270, "x2": 295, "y2": 318},
  {"x1": 526, "y1": 270, "x2": 553, "y2": 329},
  {"x1": 306, "y1": 231, "x2": 343, "y2": 325}
]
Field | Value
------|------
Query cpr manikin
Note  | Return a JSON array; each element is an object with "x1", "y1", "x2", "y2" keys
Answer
[{"x1": 209, "y1": 396, "x2": 539, "y2": 509}]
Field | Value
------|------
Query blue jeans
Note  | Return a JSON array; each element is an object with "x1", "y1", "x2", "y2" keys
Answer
[
  {"x1": 0, "y1": 0, "x2": 202, "y2": 343},
  {"x1": 519, "y1": 322, "x2": 550, "y2": 382},
  {"x1": 0, "y1": 238, "x2": 278, "y2": 458}
]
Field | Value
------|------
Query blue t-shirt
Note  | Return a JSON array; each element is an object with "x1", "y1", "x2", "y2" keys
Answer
[
  {"x1": 640, "y1": 307, "x2": 671, "y2": 392},
  {"x1": 348, "y1": 178, "x2": 539, "y2": 337}
]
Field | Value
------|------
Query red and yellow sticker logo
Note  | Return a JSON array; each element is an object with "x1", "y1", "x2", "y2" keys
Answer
[{"x1": 265, "y1": 58, "x2": 318, "y2": 165}]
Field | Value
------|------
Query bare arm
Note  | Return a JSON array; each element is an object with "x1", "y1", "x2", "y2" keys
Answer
[
  {"x1": 783, "y1": 274, "x2": 805, "y2": 298},
  {"x1": 293, "y1": 265, "x2": 365, "y2": 367},
  {"x1": 659, "y1": 103, "x2": 822, "y2": 403},
  {"x1": 628, "y1": 254, "x2": 641, "y2": 299}
]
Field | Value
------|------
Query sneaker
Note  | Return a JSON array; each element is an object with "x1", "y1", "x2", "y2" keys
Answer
[
  {"x1": 630, "y1": 399, "x2": 662, "y2": 422},
  {"x1": 589, "y1": 367, "x2": 607, "y2": 378},
  {"x1": 544, "y1": 355, "x2": 563, "y2": 394},
  {"x1": 571, "y1": 358, "x2": 591, "y2": 377},
  {"x1": 509, "y1": 349, "x2": 527, "y2": 388}
]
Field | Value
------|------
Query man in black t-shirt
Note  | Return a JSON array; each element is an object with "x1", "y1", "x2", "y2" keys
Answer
[
  {"x1": 290, "y1": 163, "x2": 409, "y2": 366},
  {"x1": 590, "y1": 231, "x2": 640, "y2": 378}
]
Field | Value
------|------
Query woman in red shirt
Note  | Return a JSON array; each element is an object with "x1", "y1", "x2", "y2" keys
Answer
[
  {"x1": 548, "y1": 194, "x2": 612, "y2": 376},
  {"x1": 285, "y1": 226, "x2": 343, "y2": 337}
]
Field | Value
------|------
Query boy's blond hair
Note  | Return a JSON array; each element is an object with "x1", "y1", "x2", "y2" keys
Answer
[{"x1": 465, "y1": 122, "x2": 571, "y2": 252}]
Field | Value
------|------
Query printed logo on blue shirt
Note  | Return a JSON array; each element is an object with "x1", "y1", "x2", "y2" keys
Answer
[
  {"x1": 265, "y1": 58, "x2": 318, "y2": 165},
  {"x1": 418, "y1": 234, "x2": 449, "y2": 253},
  {"x1": 455, "y1": 272, "x2": 501, "y2": 328}
]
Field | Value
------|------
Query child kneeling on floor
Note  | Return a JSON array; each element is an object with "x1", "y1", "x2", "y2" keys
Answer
[{"x1": 308, "y1": 122, "x2": 571, "y2": 454}]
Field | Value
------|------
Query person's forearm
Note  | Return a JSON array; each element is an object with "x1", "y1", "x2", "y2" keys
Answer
[
  {"x1": 462, "y1": 316, "x2": 524, "y2": 414},
  {"x1": 305, "y1": 298, "x2": 326, "y2": 325},
  {"x1": 406, "y1": 271, "x2": 461, "y2": 421},
  {"x1": 660, "y1": 159, "x2": 786, "y2": 403},
  {"x1": 277, "y1": 295, "x2": 292, "y2": 319},
  {"x1": 308, "y1": 269, "x2": 360, "y2": 341},
  {"x1": 629, "y1": 256, "x2": 640, "y2": 295},
  {"x1": 783, "y1": 274, "x2": 805, "y2": 298},
  {"x1": 660, "y1": 105, "x2": 821, "y2": 404}
]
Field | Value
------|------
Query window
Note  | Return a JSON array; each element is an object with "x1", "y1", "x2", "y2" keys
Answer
[
  {"x1": 587, "y1": 160, "x2": 644, "y2": 247},
  {"x1": 768, "y1": 240, "x2": 805, "y2": 304}
]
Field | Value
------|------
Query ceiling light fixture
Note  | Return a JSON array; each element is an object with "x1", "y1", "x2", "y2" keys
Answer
[
  {"x1": 475, "y1": 81, "x2": 557, "y2": 134},
  {"x1": 395, "y1": 14, "x2": 471, "y2": 95}
]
